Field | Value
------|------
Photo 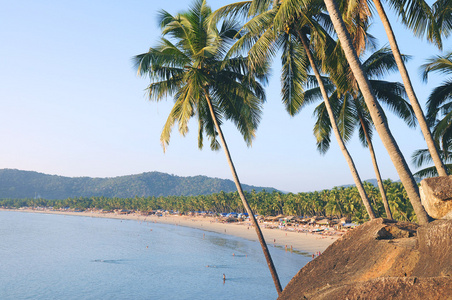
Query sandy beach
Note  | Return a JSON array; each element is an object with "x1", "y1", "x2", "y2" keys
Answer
[{"x1": 2, "y1": 208, "x2": 341, "y2": 254}]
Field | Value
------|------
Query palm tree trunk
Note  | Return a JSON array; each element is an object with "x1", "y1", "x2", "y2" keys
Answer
[
  {"x1": 372, "y1": 0, "x2": 448, "y2": 177},
  {"x1": 323, "y1": 0, "x2": 430, "y2": 225},
  {"x1": 203, "y1": 89, "x2": 283, "y2": 295},
  {"x1": 358, "y1": 115, "x2": 393, "y2": 219},
  {"x1": 298, "y1": 31, "x2": 376, "y2": 219}
]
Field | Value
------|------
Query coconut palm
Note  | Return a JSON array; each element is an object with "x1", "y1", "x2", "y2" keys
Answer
[
  {"x1": 308, "y1": 47, "x2": 418, "y2": 219},
  {"x1": 366, "y1": 0, "x2": 450, "y2": 177},
  {"x1": 322, "y1": 0, "x2": 430, "y2": 224},
  {"x1": 211, "y1": 0, "x2": 378, "y2": 219},
  {"x1": 133, "y1": 0, "x2": 282, "y2": 293},
  {"x1": 412, "y1": 51, "x2": 452, "y2": 177}
]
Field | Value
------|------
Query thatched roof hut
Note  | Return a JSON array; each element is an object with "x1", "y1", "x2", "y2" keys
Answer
[
  {"x1": 316, "y1": 218, "x2": 331, "y2": 225},
  {"x1": 340, "y1": 216, "x2": 351, "y2": 224}
]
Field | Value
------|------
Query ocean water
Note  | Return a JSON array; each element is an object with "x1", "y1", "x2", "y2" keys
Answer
[{"x1": 0, "y1": 211, "x2": 310, "y2": 300}]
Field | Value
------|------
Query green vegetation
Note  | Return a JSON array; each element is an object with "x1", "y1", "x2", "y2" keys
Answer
[
  {"x1": 0, "y1": 169, "x2": 276, "y2": 200},
  {"x1": 1, "y1": 180, "x2": 416, "y2": 223}
]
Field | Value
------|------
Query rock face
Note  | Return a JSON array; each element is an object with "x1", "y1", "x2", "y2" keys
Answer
[
  {"x1": 419, "y1": 175, "x2": 452, "y2": 219},
  {"x1": 279, "y1": 218, "x2": 452, "y2": 300}
]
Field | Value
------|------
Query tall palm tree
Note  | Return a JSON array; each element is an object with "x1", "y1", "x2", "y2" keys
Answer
[
  {"x1": 367, "y1": 0, "x2": 449, "y2": 176},
  {"x1": 211, "y1": 0, "x2": 377, "y2": 219},
  {"x1": 133, "y1": 0, "x2": 282, "y2": 294},
  {"x1": 322, "y1": 0, "x2": 430, "y2": 225},
  {"x1": 307, "y1": 47, "x2": 417, "y2": 220},
  {"x1": 412, "y1": 51, "x2": 452, "y2": 177}
]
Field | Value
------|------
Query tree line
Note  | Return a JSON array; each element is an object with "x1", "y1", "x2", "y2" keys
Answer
[{"x1": 1, "y1": 180, "x2": 415, "y2": 223}]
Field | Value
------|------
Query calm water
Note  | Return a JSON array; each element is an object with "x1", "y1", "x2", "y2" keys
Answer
[{"x1": 0, "y1": 211, "x2": 310, "y2": 299}]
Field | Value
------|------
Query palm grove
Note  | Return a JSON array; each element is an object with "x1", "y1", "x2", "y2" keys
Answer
[
  {"x1": 132, "y1": 0, "x2": 451, "y2": 224},
  {"x1": 129, "y1": 0, "x2": 452, "y2": 294}
]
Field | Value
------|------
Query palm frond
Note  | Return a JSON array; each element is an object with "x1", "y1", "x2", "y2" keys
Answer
[
  {"x1": 411, "y1": 149, "x2": 434, "y2": 167},
  {"x1": 432, "y1": 0, "x2": 452, "y2": 41},
  {"x1": 223, "y1": 9, "x2": 277, "y2": 62},
  {"x1": 303, "y1": 81, "x2": 335, "y2": 104},
  {"x1": 421, "y1": 52, "x2": 452, "y2": 81},
  {"x1": 281, "y1": 33, "x2": 308, "y2": 116},
  {"x1": 336, "y1": 94, "x2": 358, "y2": 143},
  {"x1": 313, "y1": 101, "x2": 332, "y2": 154},
  {"x1": 145, "y1": 73, "x2": 185, "y2": 101},
  {"x1": 413, "y1": 165, "x2": 440, "y2": 178},
  {"x1": 362, "y1": 47, "x2": 410, "y2": 79},
  {"x1": 208, "y1": 1, "x2": 253, "y2": 27},
  {"x1": 355, "y1": 101, "x2": 373, "y2": 148},
  {"x1": 370, "y1": 80, "x2": 417, "y2": 128},
  {"x1": 157, "y1": 9, "x2": 176, "y2": 29},
  {"x1": 389, "y1": 0, "x2": 443, "y2": 49},
  {"x1": 432, "y1": 109, "x2": 452, "y2": 144},
  {"x1": 426, "y1": 79, "x2": 452, "y2": 126},
  {"x1": 273, "y1": 0, "x2": 305, "y2": 34},
  {"x1": 249, "y1": 0, "x2": 274, "y2": 16}
]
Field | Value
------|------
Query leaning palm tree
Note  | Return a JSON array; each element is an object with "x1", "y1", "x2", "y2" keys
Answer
[
  {"x1": 211, "y1": 0, "x2": 378, "y2": 219},
  {"x1": 413, "y1": 51, "x2": 452, "y2": 177},
  {"x1": 365, "y1": 0, "x2": 450, "y2": 176},
  {"x1": 322, "y1": 0, "x2": 430, "y2": 225},
  {"x1": 134, "y1": 0, "x2": 282, "y2": 294},
  {"x1": 309, "y1": 47, "x2": 419, "y2": 220}
]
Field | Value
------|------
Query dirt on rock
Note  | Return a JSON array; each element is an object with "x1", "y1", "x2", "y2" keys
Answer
[{"x1": 279, "y1": 218, "x2": 452, "y2": 300}]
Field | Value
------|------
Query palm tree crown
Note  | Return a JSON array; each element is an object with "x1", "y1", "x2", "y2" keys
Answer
[{"x1": 134, "y1": 0, "x2": 268, "y2": 152}]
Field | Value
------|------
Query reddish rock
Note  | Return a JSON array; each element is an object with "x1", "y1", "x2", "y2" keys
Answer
[
  {"x1": 279, "y1": 219, "x2": 452, "y2": 300},
  {"x1": 420, "y1": 175, "x2": 452, "y2": 219}
]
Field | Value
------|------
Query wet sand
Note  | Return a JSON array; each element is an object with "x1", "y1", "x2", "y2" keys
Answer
[{"x1": 3, "y1": 208, "x2": 341, "y2": 254}]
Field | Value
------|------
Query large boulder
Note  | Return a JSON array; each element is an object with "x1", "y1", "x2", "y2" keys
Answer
[
  {"x1": 279, "y1": 218, "x2": 452, "y2": 300},
  {"x1": 419, "y1": 175, "x2": 452, "y2": 219}
]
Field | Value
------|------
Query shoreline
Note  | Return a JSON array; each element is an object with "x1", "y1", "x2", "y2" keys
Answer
[{"x1": 1, "y1": 208, "x2": 341, "y2": 254}]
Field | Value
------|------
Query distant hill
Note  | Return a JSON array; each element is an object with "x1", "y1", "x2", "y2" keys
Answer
[{"x1": 0, "y1": 169, "x2": 277, "y2": 200}]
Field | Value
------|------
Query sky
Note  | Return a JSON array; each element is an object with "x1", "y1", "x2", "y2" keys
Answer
[{"x1": 1, "y1": 0, "x2": 451, "y2": 193}]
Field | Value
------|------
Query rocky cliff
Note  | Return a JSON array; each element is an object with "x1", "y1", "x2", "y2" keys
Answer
[{"x1": 279, "y1": 218, "x2": 452, "y2": 300}]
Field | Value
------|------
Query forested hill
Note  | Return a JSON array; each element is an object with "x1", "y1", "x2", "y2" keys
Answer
[{"x1": 0, "y1": 169, "x2": 276, "y2": 200}]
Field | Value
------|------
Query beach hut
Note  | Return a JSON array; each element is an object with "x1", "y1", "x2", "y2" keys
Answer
[
  {"x1": 316, "y1": 218, "x2": 330, "y2": 226},
  {"x1": 263, "y1": 216, "x2": 277, "y2": 222},
  {"x1": 340, "y1": 216, "x2": 351, "y2": 224},
  {"x1": 330, "y1": 219, "x2": 340, "y2": 225},
  {"x1": 225, "y1": 217, "x2": 238, "y2": 223}
]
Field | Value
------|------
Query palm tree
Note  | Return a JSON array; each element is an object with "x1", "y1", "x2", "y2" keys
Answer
[
  {"x1": 322, "y1": 0, "x2": 430, "y2": 225},
  {"x1": 308, "y1": 47, "x2": 418, "y2": 219},
  {"x1": 412, "y1": 51, "x2": 452, "y2": 177},
  {"x1": 134, "y1": 0, "x2": 282, "y2": 294},
  {"x1": 367, "y1": 0, "x2": 449, "y2": 177},
  {"x1": 211, "y1": 0, "x2": 377, "y2": 219}
]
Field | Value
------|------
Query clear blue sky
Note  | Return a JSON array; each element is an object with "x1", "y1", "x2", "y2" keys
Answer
[{"x1": 1, "y1": 0, "x2": 450, "y2": 193}]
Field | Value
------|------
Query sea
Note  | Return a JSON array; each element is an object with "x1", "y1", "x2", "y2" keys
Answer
[{"x1": 0, "y1": 211, "x2": 310, "y2": 300}]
